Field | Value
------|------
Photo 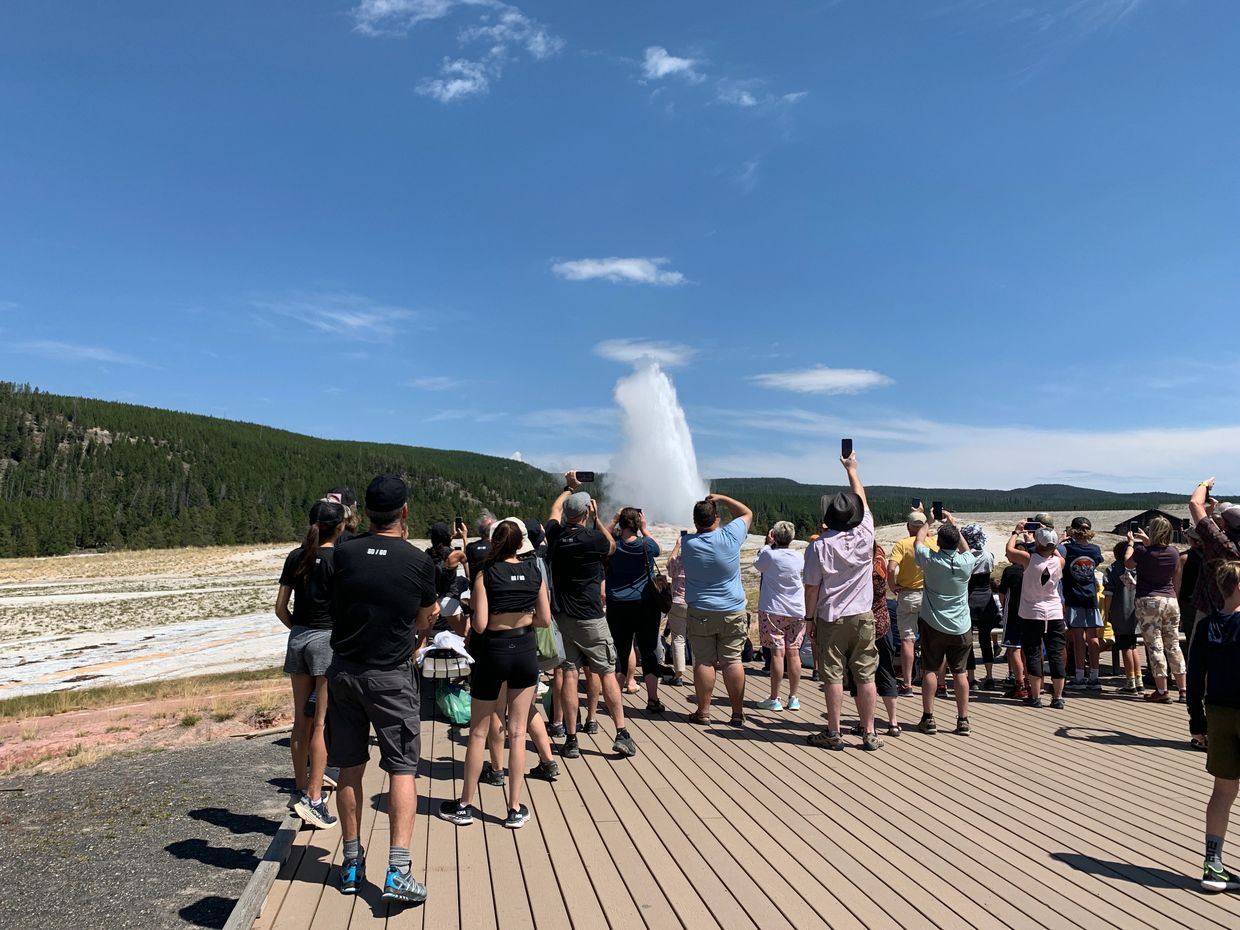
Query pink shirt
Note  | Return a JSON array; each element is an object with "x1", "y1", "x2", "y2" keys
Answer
[
  {"x1": 667, "y1": 552, "x2": 686, "y2": 606},
  {"x1": 1019, "y1": 551, "x2": 1064, "y2": 622},
  {"x1": 803, "y1": 510, "x2": 875, "y2": 622}
]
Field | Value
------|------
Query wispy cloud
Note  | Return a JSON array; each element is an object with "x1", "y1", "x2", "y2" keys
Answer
[
  {"x1": 716, "y1": 80, "x2": 808, "y2": 110},
  {"x1": 594, "y1": 338, "x2": 696, "y2": 369},
  {"x1": 13, "y1": 339, "x2": 147, "y2": 367},
  {"x1": 735, "y1": 158, "x2": 761, "y2": 193},
  {"x1": 252, "y1": 293, "x2": 414, "y2": 341},
  {"x1": 407, "y1": 376, "x2": 462, "y2": 391},
  {"x1": 551, "y1": 257, "x2": 685, "y2": 286},
  {"x1": 352, "y1": 1, "x2": 561, "y2": 103},
  {"x1": 750, "y1": 366, "x2": 894, "y2": 395},
  {"x1": 641, "y1": 46, "x2": 704, "y2": 83}
]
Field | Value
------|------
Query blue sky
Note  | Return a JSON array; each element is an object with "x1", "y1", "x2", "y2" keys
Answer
[{"x1": 2, "y1": 0, "x2": 1238, "y2": 492}]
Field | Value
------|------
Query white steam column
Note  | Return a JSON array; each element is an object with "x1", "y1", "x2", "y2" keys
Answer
[{"x1": 606, "y1": 359, "x2": 708, "y2": 524}]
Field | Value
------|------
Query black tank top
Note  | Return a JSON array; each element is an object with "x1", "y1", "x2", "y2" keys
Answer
[{"x1": 483, "y1": 559, "x2": 541, "y2": 614}]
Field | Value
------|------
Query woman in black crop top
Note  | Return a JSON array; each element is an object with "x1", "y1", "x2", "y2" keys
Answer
[{"x1": 439, "y1": 518, "x2": 552, "y2": 830}]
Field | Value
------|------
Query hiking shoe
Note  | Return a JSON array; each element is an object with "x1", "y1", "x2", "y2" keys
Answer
[
  {"x1": 1023, "y1": 696, "x2": 1044, "y2": 708},
  {"x1": 288, "y1": 790, "x2": 307, "y2": 813},
  {"x1": 662, "y1": 675, "x2": 686, "y2": 686},
  {"x1": 787, "y1": 696, "x2": 801, "y2": 711},
  {"x1": 897, "y1": 684, "x2": 914, "y2": 696},
  {"x1": 1144, "y1": 690, "x2": 1171, "y2": 704},
  {"x1": 529, "y1": 759, "x2": 560, "y2": 781},
  {"x1": 437, "y1": 799, "x2": 475, "y2": 826},
  {"x1": 1118, "y1": 684, "x2": 1138, "y2": 694},
  {"x1": 382, "y1": 867, "x2": 427, "y2": 905},
  {"x1": 646, "y1": 699, "x2": 666, "y2": 714},
  {"x1": 808, "y1": 729, "x2": 845, "y2": 750},
  {"x1": 955, "y1": 717, "x2": 971, "y2": 736},
  {"x1": 582, "y1": 719, "x2": 599, "y2": 735},
  {"x1": 981, "y1": 677, "x2": 996, "y2": 691},
  {"x1": 861, "y1": 732, "x2": 883, "y2": 752},
  {"x1": 918, "y1": 714, "x2": 937, "y2": 735},
  {"x1": 1087, "y1": 679, "x2": 1103, "y2": 692},
  {"x1": 503, "y1": 805, "x2": 531, "y2": 829},
  {"x1": 1202, "y1": 862, "x2": 1240, "y2": 892},
  {"x1": 1066, "y1": 679, "x2": 1087, "y2": 691},
  {"x1": 1007, "y1": 685, "x2": 1030, "y2": 699},
  {"x1": 559, "y1": 735, "x2": 580, "y2": 759},
  {"x1": 756, "y1": 698, "x2": 783, "y2": 711},
  {"x1": 547, "y1": 722, "x2": 566, "y2": 738},
  {"x1": 338, "y1": 854, "x2": 365, "y2": 895},
  {"x1": 612, "y1": 729, "x2": 637, "y2": 757},
  {"x1": 936, "y1": 685, "x2": 947, "y2": 698},
  {"x1": 479, "y1": 762, "x2": 506, "y2": 787},
  {"x1": 1050, "y1": 698, "x2": 1066, "y2": 710},
  {"x1": 295, "y1": 796, "x2": 338, "y2": 830}
]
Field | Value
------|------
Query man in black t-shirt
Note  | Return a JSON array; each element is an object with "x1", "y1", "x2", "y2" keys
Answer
[
  {"x1": 546, "y1": 471, "x2": 636, "y2": 759},
  {"x1": 327, "y1": 475, "x2": 438, "y2": 906}
]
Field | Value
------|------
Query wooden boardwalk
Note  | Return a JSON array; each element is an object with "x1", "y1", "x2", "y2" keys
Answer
[{"x1": 251, "y1": 671, "x2": 1232, "y2": 930}]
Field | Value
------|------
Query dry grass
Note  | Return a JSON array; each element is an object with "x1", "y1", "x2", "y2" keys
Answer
[
  {"x1": 179, "y1": 712, "x2": 201, "y2": 727},
  {"x1": 0, "y1": 666, "x2": 284, "y2": 722}
]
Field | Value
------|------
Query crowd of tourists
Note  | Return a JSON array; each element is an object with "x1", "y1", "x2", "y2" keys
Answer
[{"x1": 273, "y1": 461, "x2": 1240, "y2": 902}]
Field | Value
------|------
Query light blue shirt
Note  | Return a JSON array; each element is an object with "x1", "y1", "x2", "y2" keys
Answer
[
  {"x1": 683, "y1": 517, "x2": 749, "y2": 612},
  {"x1": 914, "y1": 543, "x2": 975, "y2": 635}
]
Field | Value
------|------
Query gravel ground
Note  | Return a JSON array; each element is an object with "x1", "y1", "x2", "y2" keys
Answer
[{"x1": 0, "y1": 735, "x2": 289, "y2": 930}]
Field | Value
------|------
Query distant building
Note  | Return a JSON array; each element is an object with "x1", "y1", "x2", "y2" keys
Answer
[{"x1": 1111, "y1": 506, "x2": 1192, "y2": 543}]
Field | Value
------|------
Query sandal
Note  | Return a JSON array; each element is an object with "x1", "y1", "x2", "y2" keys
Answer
[
  {"x1": 807, "y1": 729, "x2": 845, "y2": 751},
  {"x1": 1190, "y1": 736, "x2": 1208, "y2": 752},
  {"x1": 646, "y1": 699, "x2": 665, "y2": 714},
  {"x1": 887, "y1": 722, "x2": 902, "y2": 737},
  {"x1": 688, "y1": 712, "x2": 710, "y2": 725},
  {"x1": 861, "y1": 732, "x2": 883, "y2": 752},
  {"x1": 729, "y1": 713, "x2": 745, "y2": 727},
  {"x1": 623, "y1": 683, "x2": 641, "y2": 695}
]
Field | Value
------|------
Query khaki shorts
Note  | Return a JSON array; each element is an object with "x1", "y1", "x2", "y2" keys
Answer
[
  {"x1": 686, "y1": 607, "x2": 748, "y2": 666},
  {"x1": 1207, "y1": 705, "x2": 1240, "y2": 780},
  {"x1": 815, "y1": 612, "x2": 878, "y2": 684},
  {"x1": 895, "y1": 590, "x2": 923, "y2": 642},
  {"x1": 555, "y1": 613, "x2": 617, "y2": 675},
  {"x1": 666, "y1": 602, "x2": 688, "y2": 637}
]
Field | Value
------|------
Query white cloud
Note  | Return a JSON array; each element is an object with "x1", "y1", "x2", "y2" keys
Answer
[
  {"x1": 717, "y1": 79, "x2": 809, "y2": 109},
  {"x1": 642, "y1": 47, "x2": 704, "y2": 82},
  {"x1": 353, "y1": 0, "x2": 560, "y2": 103},
  {"x1": 407, "y1": 376, "x2": 461, "y2": 391},
  {"x1": 509, "y1": 451, "x2": 523, "y2": 462},
  {"x1": 13, "y1": 340, "x2": 146, "y2": 366},
  {"x1": 551, "y1": 257, "x2": 685, "y2": 286},
  {"x1": 594, "y1": 339, "x2": 695, "y2": 369},
  {"x1": 750, "y1": 366, "x2": 894, "y2": 395},
  {"x1": 253, "y1": 293, "x2": 413, "y2": 341}
]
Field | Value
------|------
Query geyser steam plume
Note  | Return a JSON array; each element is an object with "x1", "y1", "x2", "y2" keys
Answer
[{"x1": 606, "y1": 360, "x2": 708, "y2": 524}]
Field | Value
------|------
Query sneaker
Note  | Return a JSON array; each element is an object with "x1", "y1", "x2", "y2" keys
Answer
[
  {"x1": 559, "y1": 735, "x2": 580, "y2": 759},
  {"x1": 786, "y1": 696, "x2": 801, "y2": 711},
  {"x1": 338, "y1": 853, "x2": 365, "y2": 895},
  {"x1": 437, "y1": 799, "x2": 475, "y2": 826},
  {"x1": 582, "y1": 719, "x2": 599, "y2": 735},
  {"x1": 1050, "y1": 698, "x2": 1066, "y2": 710},
  {"x1": 1087, "y1": 679, "x2": 1103, "y2": 692},
  {"x1": 1023, "y1": 696, "x2": 1044, "y2": 708},
  {"x1": 321, "y1": 768, "x2": 338, "y2": 790},
  {"x1": 861, "y1": 732, "x2": 883, "y2": 752},
  {"x1": 756, "y1": 698, "x2": 783, "y2": 711},
  {"x1": 1144, "y1": 690, "x2": 1172, "y2": 704},
  {"x1": 547, "y1": 722, "x2": 566, "y2": 738},
  {"x1": 529, "y1": 759, "x2": 560, "y2": 781},
  {"x1": 479, "y1": 762, "x2": 506, "y2": 787},
  {"x1": 897, "y1": 684, "x2": 914, "y2": 697},
  {"x1": 1179, "y1": 692, "x2": 1189, "y2": 704},
  {"x1": 612, "y1": 729, "x2": 637, "y2": 757},
  {"x1": 503, "y1": 805, "x2": 531, "y2": 829},
  {"x1": 662, "y1": 675, "x2": 686, "y2": 686},
  {"x1": 536, "y1": 680, "x2": 549, "y2": 696},
  {"x1": 955, "y1": 717, "x2": 971, "y2": 736},
  {"x1": 288, "y1": 790, "x2": 307, "y2": 813},
  {"x1": 1201, "y1": 861, "x2": 1240, "y2": 892},
  {"x1": 918, "y1": 714, "x2": 937, "y2": 735},
  {"x1": 1118, "y1": 684, "x2": 1138, "y2": 694},
  {"x1": 981, "y1": 677, "x2": 996, "y2": 691},
  {"x1": 295, "y1": 796, "x2": 339, "y2": 830},
  {"x1": 1066, "y1": 678, "x2": 1087, "y2": 691},
  {"x1": 936, "y1": 685, "x2": 947, "y2": 699},
  {"x1": 382, "y1": 867, "x2": 428, "y2": 905},
  {"x1": 646, "y1": 699, "x2": 666, "y2": 714}
]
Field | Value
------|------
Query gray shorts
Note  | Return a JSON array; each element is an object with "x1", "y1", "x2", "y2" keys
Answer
[
  {"x1": 326, "y1": 658, "x2": 421, "y2": 775},
  {"x1": 283, "y1": 626, "x2": 333, "y2": 676},
  {"x1": 555, "y1": 613, "x2": 617, "y2": 675},
  {"x1": 1066, "y1": 606, "x2": 1103, "y2": 630}
]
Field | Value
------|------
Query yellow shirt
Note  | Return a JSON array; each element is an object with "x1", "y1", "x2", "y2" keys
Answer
[{"x1": 889, "y1": 535, "x2": 937, "y2": 590}]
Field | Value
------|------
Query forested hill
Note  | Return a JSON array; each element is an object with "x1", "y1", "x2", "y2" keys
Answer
[
  {"x1": 709, "y1": 478, "x2": 1182, "y2": 539},
  {"x1": 0, "y1": 384, "x2": 560, "y2": 557}
]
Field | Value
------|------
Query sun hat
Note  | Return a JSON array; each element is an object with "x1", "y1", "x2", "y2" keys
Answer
[
  {"x1": 822, "y1": 491, "x2": 865, "y2": 533},
  {"x1": 906, "y1": 511, "x2": 927, "y2": 526},
  {"x1": 498, "y1": 517, "x2": 535, "y2": 556}
]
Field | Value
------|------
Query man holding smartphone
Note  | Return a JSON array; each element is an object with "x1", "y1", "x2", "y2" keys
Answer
[{"x1": 887, "y1": 507, "x2": 936, "y2": 695}]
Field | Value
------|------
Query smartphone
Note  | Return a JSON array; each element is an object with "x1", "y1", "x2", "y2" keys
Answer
[
  {"x1": 575, "y1": 471, "x2": 595, "y2": 483},
  {"x1": 911, "y1": 498, "x2": 922, "y2": 509},
  {"x1": 455, "y1": 515, "x2": 463, "y2": 526},
  {"x1": 1024, "y1": 521, "x2": 1040, "y2": 532},
  {"x1": 841, "y1": 438, "x2": 853, "y2": 459},
  {"x1": 680, "y1": 530, "x2": 688, "y2": 538},
  {"x1": 931, "y1": 501, "x2": 944, "y2": 521},
  {"x1": 1129, "y1": 521, "x2": 1141, "y2": 533}
]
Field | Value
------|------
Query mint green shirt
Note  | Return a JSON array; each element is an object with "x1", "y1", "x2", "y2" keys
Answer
[{"x1": 914, "y1": 544, "x2": 975, "y2": 635}]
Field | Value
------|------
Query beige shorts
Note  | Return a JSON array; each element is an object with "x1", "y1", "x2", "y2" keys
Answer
[
  {"x1": 815, "y1": 612, "x2": 878, "y2": 685},
  {"x1": 895, "y1": 590, "x2": 923, "y2": 642},
  {"x1": 666, "y1": 602, "x2": 688, "y2": 637},
  {"x1": 686, "y1": 607, "x2": 748, "y2": 666},
  {"x1": 555, "y1": 613, "x2": 618, "y2": 675}
]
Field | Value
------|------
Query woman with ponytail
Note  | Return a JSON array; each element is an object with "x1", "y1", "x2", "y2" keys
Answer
[{"x1": 276, "y1": 499, "x2": 346, "y2": 830}]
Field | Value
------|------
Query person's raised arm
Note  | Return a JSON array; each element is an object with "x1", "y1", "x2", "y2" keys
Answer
[
  {"x1": 275, "y1": 586, "x2": 294, "y2": 629},
  {"x1": 591, "y1": 498, "x2": 616, "y2": 555},
  {"x1": 1005, "y1": 522, "x2": 1031, "y2": 567},
  {"x1": 943, "y1": 511, "x2": 968, "y2": 553},
  {"x1": 1124, "y1": 529, "x2": 1147, "y2": 569},
  {"x1": 704, "y1": 492, "x2": 753, "y2": 530},
  {"x1": 549, "y1": 470, "x2": 582, "y2": 524},
  {"x1": 840, "y1": 451, "x2": 867, "y2": 511},
  {"x1": 1189, "y1": 477, "x2": 1215, "y2": 525},
  {"x1": 470, "y1": 571, "x2": 489, "y2": 635}
]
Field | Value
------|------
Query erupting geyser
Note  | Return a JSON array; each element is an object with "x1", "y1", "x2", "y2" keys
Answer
[{"x1": 606, "y1": 359, "x2": 708, "y2": 524}]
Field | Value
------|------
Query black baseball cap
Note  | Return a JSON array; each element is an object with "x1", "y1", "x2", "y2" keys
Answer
[{"x1": 365, "y1": 475, "x2": 408, "y2": 512}]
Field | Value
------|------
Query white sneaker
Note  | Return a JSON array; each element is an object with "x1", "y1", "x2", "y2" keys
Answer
[
  {"x1": 536, "y1": 681, "x2": 549, "y2": 696},
  {"x1": 756, "y1": 698, "x2": 783, "y2": 711}
]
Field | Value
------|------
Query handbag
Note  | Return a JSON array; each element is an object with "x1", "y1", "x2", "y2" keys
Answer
[
  {"x1": 643, "y1": 543, "x2": 674, "y2": 614},
  {"x1": 535, "y1": 619, "x2": 565, "y2": 669}
]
